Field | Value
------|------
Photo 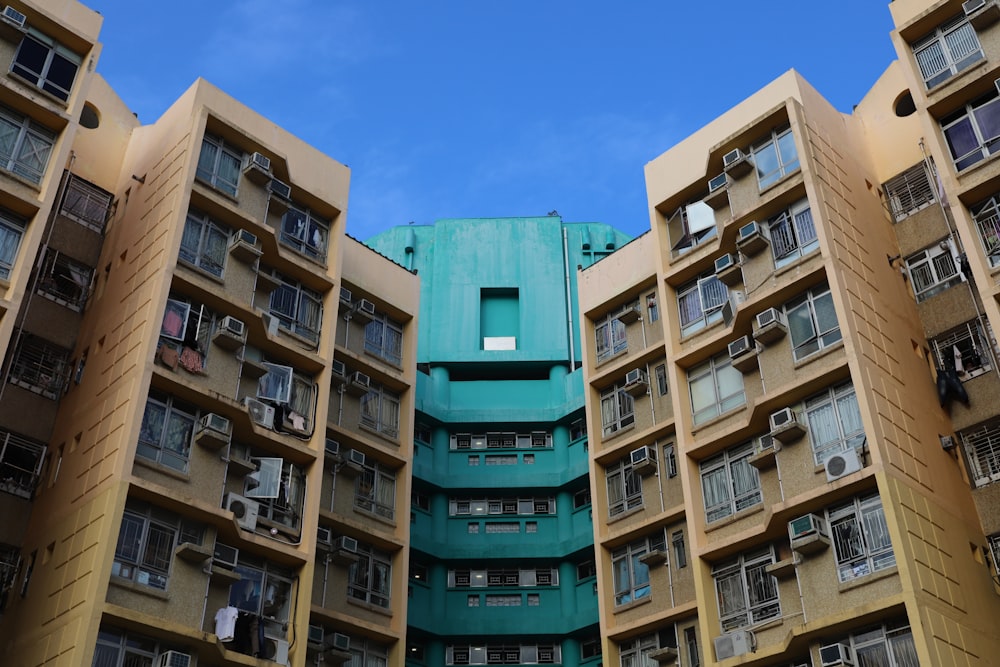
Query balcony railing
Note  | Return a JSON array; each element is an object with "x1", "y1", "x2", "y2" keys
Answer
[
  {"x1": 8, "y1": 333, "x2": 70, "y2": 399},
  {"x1": 0, "y1": 429, "x2": 45, "y2": 499},
  {"x1": 974, "y1": 211, "x2": 1000, "y2": 268}
]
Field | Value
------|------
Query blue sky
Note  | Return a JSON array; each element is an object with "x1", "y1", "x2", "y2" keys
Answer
[{"x1": 85, "y1": 1, "x2": 898, "y2": 240}]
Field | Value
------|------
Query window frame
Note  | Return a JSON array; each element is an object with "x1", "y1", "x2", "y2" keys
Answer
[
  {"x1": 112, "y1": 506, "x2": 179, "y2": 591},
  {"x1": 961, "y1": 417, "x2": 1000, "y2": 487},
  {"x1": 971, "y1": 194, "x2": 1000, "y2": 267},
  {"x1": 11, "y1": 29, "x2": 81, "y2": 102},
  {"x1": 827, "y1": 493, "x2": 895, "y2": 582},
  {"x1": 768, "y1": 198, "x2": 817, "y2": 268},
  {"x1": 600, "y1": 384, "x2": 635, "y2": 437},
  {"x1": 0, "y1": 211, "x2": 25, "y2": 280},
  {"x1": 712, "y1": 546, "x2": 780, "y2": 631},
  {"x1": 687, "y1": 353, "x2": 746, "y2": 426},
  {"x1": 751, "y1": 126, "x2": 799, "y2": 189},
  {"x1": 280, "y1": 205, "x2": 329, "y2": 261},
  {"x1": 605, "y1": 456, "x2": 643, "y2": 517},
  {"x1": 904, "y1": 243, "x2": 963, "y2": 302},
  {"x1": 912, "y1": 15, "x2": 984, "y2": 89},
  {"x1": 360, "y1": 383, "x2": 401, "y2": 439},
  {"x1": 365, "y1": 312, "x2": 404, "y2": 366},
  {"x1": 269, "y1": 274, "x2": 323, "y2": 343},
  {"x1": 612, "y1": 534, "x2": 664, "y2": 606},
  {"x1": 930, "y1": 318, "x2": 994, "y2": 380},
  {"x1": 136, "y1": 389, "x2": 196, "y2": 472},
  {"x1": 941, "y1": 91, "x2": 1000, "y2": 171},
  {"x1": 785, "y1": 282, "x2": 841, "y2": 361},
  {"x1": 595, "y1": 315, "x2": 627, "y2": 362},
  {"x1": 804, "y1": 382, "x2": 865, "y2": 466},
  {"x1": 677, "y1": 275, "x2": 728, "y2": 336},
  {"x1": 8, "y1": 331, "x2": 70, "y2": 400},
  {"x1": 700, "y1": 441, "x2": 762, "y2": 523},
  {"x1": 0, "y1": 428, "x2": 45, "y2": 499},
  {"x1": 348, "y1": 542, "x2": 392, "y2": 608},
  {"x1": 180, "y1": 210, "x2": 229, "y2": 277},
  {"x1": 196, "y1": 133, "x2": 242, "y2": 196},
  {"x1": 355, "y1": 458, "x2": 397, "y2": 520},
  {"x1": 0, "y1": 104, "x2": 55, "y2": 183}
]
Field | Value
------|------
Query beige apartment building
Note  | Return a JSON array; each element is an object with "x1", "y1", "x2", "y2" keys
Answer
[
  {"x1": 580, "y1": 1, "x2": 1000, "y2": 666},
  {"x1": 0, "y1": 2, "x2": 418, "y2": 667}
]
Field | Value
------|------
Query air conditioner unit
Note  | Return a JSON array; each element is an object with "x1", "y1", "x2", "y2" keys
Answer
[
  {"x1": 713, "y1": 629, "x2": 752, "y2": 660},
  {"x1": 316, "y1": 526, "x2": 333, "y2": 547},
  {"x1": 213, "y1": 542, "x2": 239, "y2": 569},
  {"x1": 721, "y1": 290, "x2": 746, "y2": 328},
  {"x1": 723, "y1": 148, "x2": 747, "y2": 168},
  {"x1": 268, "y1": 178, "x2": 291, "y2": 200},
  {"x1": 225, "y1": 493, "x2": 260, "y2": 531},
  {"x1": 347, "y1": 449, "x2": 366, "y2": 467},
  {"x1": 331, "y1": 632, "x2": 351, "y2": 652},
  {"x1": 261, "y1": 312, "x2": 280, "y2": 337},
  {"x1": 940, "y1": 434, "x2": 956, "y2": 450},
  {"x1": 334, "y1": 535, "x2": 359, "y2": 553},
  {"x1": 769, "y1": 407, "x2": 795, "y2": 429},
  {"x1": 728, "y1": 335, "x2": 753, "y2": 359},
  {"x1": 248, "y1": 151, "x2": 271, "y2": 172},
  {"x1": 325, "y1": 438, "x2": 340, "y2": 457},
  {"x1": 754, "y1": 307, "x2": 787, "y2": 345},
  {"x1": 200, "y1": 412, "x2": 232, "y2": 435},
  {"x1": 708, "y1": 173, "x2": 728, "y2": 192},
  {"x1": 630, "y1": 445, "x2": 657, "y2": 475},
  {"x1": 819, "y1": 642, "x2": 855, "y2": 666},
  {"x1": 1, "y1": 6, "x2": 26, "y2": 28},
  {"x1": 261, "y1": 635, "x2": 289, "y2": 664},
  {"x1": 825, "y1": 448, "x2": 863, "y2": 482},
  {"x1": 736, "y1": 220, "x2": 769, "y2": 255},
  {"x1": 617, "y1": 302, "x2": 641, "y2": 323},
  {"x1": 157, "y1": 651, "x2": 192, "y2": 667},
  {"x1": 788, "y1": 513, "x2": 831, "y2": 554},
  {"x1": 347, "y1": 371, "x2": 370, "y2": 395},
  {"x1": 332, "y1": 360, "x2": 347, "y2": 378},
  {"x1": 243, "y1": 397, "x2": 275, "y2": 429},
  {"x1": 354, "y1": 298, "x2": 376, "y2": 321},
  {"x1": 340, "y1": 287, "x2": 353, "y2": 305},
  {"x1": 220, "y1": 315, "x2": 246, "y2": 338},
  {"x1": 234, "y1": 228, "x2": 258, "y2": 247},
  {"x1": 714, "y1": 253, "x2": 737, "y2": 274},
  {"x1": 769, "y1": 407, "x2": 806, "y2": 444},
  {"x1": 965, "y1": 0, "x2": 987, "y2": 14},
  {"x1": 307, "y1": 624, "x2": 325, "y2": 649}
]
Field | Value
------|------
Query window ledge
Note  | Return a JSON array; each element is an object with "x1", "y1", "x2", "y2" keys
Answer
[
  {"x1": 757, "y1": 167, "x2": 802, "y2": 198},
  {"x1": 346, "y1": 596, "x2": 393, "y2": 617},
  {"x1": 956, "y1": 146, "x2": 1000, "y2": 178},
  {"x1": 612, "y1": 594, "x2": 652, "y2": 614},
  {"x1": 596, "y1": 347, "x2": 628, "y2": 368},
  {"x1": 772, "y1": 247, "x2": 821, "y2": 279},
  {"x1": 601, "y1": 422, "x2": 635, "y2": 443},
  {"x1": 690, "y1": 403, "x2": 748, "y2": 435},
  {"x1": 278, "y1": 325, "x2": 320, "y2": 351},
  {"x1": 177, "y1": 259, "x2": 226, "y2": 285},
  {"x1": 0, "y1": 166, "x2": 42, "y2": 191},
  {"x1": 607, "y1": 505, "x2": 645, "y2": 525},
  {"x1": 133, "y1": 455, "x2": 191, "y2": 481},
  {"x1": 837, "y1": 565, "x2": 898, "y2": 593},
  {"x1": 792, "y1": 339, "x2": 845, "y2": 369},
  {"x1": 359, "y1": 422, "x2": 400, "y2": 445},
  {"x1": 109, "y1": 576, "x2": 171, "y2": 600},
  {"x1": 353, "y1": 504, "x2": 397, "y2": 527},
  {"x1": 704, "y1": 504, "x2": 765, "y2": 533},
  {"x1": 6, "y1": 71, "x2": 71, "y2": 109},
  {"x1": 193, "y1": 176, "x2": 240, "y2": 204}
]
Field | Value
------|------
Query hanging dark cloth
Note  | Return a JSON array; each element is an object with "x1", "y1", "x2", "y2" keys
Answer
[{"x1": 937, "y1": 367, "x2": 969, "y2": 408}]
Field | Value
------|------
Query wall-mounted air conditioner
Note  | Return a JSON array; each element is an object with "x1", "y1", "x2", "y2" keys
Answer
[
  {"x1": 243, "y1": 397, "x2": 275, "y2": 429},
  {"x1": 332, "y1": 360, "x2": 347, "y2": 379},
  {"x1": 261, "y1": 312, "x2": 280, "y2": 337},
  {"x1": 714, "y1": 253, "x2": 737, "y2": 274},
  {"x1": 268, "y1": 178, "x2": 291, "y2": 200},
  {"x1": 616, "y1": 302, "x2": 641, "y2": 323},
  {"x1": 629, "y1": 445, "x2": 657, "y2": 475},
  {"x1": 247, "y1": 151, "x2": 271, "y2": 172},
  {"x1": 325, "y1": 438, "x2": 340, "y2": 458},
  {"x1": 346, "y1": 371, "x2": 370, "y2": 396},
  {"x1": 340, "y1": 286, "x2": 353, "y2": 305},
  {"x1": 316, "y1": 526, "x2": 333, "y2": 549},
  {"x1": 965, "y1": 0, "x2": 987, "y2": 13},
  {"x1": 261, "y1": 635, "x2": 289, "y2": 664},
  {"x1": 708, "y1": 173, "x2": 728, "y2": 192},
  {"x1": 347, "y1": 448, "x2": 366, "y2": 468},
  {"x1": 200, "y1": 413, "x2": 231, "y2": 435},
  {"x1": 723, "y1": 148, "x2": 746, "y2": 168},
  {"x1": 331, "y1": 632, "x2": 351, "y2": 652},
  {"x1": 220, "y1": 315, "x2": 246, "y2": 339},
  {"x1": 307, "y1": 624, "x2": 324, "y2": 649},
  {"x1": 754, "y1": 307, "x2": 787, "y2": 344},
  {"x1": 825, "y1": 448, "x2": 863, "y2": 482},
  {"x1": 213, "y1": 542, "x2": 239, "y2": 569},
  {"x1": 1, "y1": 6, "x2": 26, "y2": 29},
  {"x1": 713, "y1": 629, "x2": 752, "y2": 660},
  {"x1": 229, "y1": 229, "x2": 260, "y2": 261},
  {"x1": 769, "y1": 407, "x2": 805, "y2": 443},
  {"x1": 224, "y1": 493, "x2": 260, "y2": 531},
  {"x1": 736, "y1": 220, "x2": 769, "y2": 255},
  {"x1": 157, "y1": 650, "x2": 192, "y2": 667},
  {"x1": 623, "y1": 368, "x2": 648, "y2": 396},
  {"x1": 334, "y1": 535, "x2": 359, "y2": 553},
  {"x1": 819, "y1": 642, "x2": 855, "y2": 666},
  {"x1": 728, "y1": 335, "x2": 752, "y2": 359},
  {"x1": 789, "y1": 513, "x2": 830, "y2": 554},
  {"x1": 940, "y1": 434, "x2": 956, "y2": 450}
]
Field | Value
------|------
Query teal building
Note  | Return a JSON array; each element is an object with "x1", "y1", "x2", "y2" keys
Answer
[{"x1": 366, "y1": 217, "x2": 631, "y2": 667}]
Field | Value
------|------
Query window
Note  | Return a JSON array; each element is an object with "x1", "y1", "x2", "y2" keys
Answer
[
  {"x1": 577, "y1": 560, "x2": 596, "y2": 580},
  {"x1": 612, "y1": 532, "x2": 665, "y2": 605},
  {"x1": 664, "y1": 444, "x2": 677, "y2": 478},
  {"x1": 942, "y1": 91, "x2": 1000, "y2": 170},
  {"x1": 672, "y1": 531, "x2": 687, "y2": 568},
  {"x1": 361, "y1": 384, "x2": 400, "y2": 438},
  {"x1": 8, "y1": 332, "x2": 70, "y2": 400},
  {"x1": 269, "y1": 274, "x2": 322, "y2": 343},
  {"x1": 912, "y1": 15, "x2": 983, "y2": 89},
  {"x1": 12, "y1": 30, "x2": 81, "y2": 101},
  {"x1": 883, "y1": 164, "x2": 935, "y2": 222},
  {"x1": 280, "y1": 205, "x2": 329, "y2": 260},
  {"x1": 245, "y1": 457, "x2": 304, "y2": 532},
  {"x1": 804, "y1": 382, "x2": 865, "y2": 465},
  {"x1": 600, "y1": 385, "x2": 634, "y2": 437},
  {"x1": 574, "y1": 487, "x2": 591, "y2": 508},
  {"x1": 0, "y1": 428, "x2": 45, "y2": 499},
  {"x1": 670, "y1": 201, "x2": 717, "y2": 255},
  {"x1": 606, "y1": 456, "x2": 643, "y2": 516},
  {"x1": 93, "y1": 626, "x2": 187, "y2": 667},
  {"x1": 646, "y1": 293, "x2": 659, "y2": 322},
  {"x1": 257, "y1": 363, "x2": 315, "y2": 432},
  {"x1": 654, "y1": 364, "x2": 668, "y2": 396},
  {"x1": 365, "y1": 312, "x2": 404, "y2": 365},
  {"x1": 930, "y1": 318, "x2": 994, "y2": 380},
  {"x1": 349, "y1": 639, "x2": 390, "y2": 667},
  {"x1": 36, "y1": 249, "x2": 93, "y2": 311},
  {"x1": 971, "y1": 194, "x2": 1000, "y2": 267},
  {"x1": 196, "y1": 134, "x2": 241, "y2": 196},
  {"x1": 228, "y1": 561, "x2": 293, "y2": 631},
  {"x1": 0, "y1": 105, "x2": 55, "y2": 183},
  {"x1": 113, "y1": 505, "x2": 179, "y2": 590},
  {"x1": 768, "y1": 198, "x2": 817, "y2": 268},
  {"x1": 581, "y1": 638, "x2": 602, "y2": 661},
  {"x1": 684, "y1": 628, "x2": 700, "y2": 667},
  {"x1": 841, "y1": 621, "x2": 919, "y2": 667},
  {"x1": 752, "y1": 126, "x2": 799, "y2": 189},
  {"x1": 904, "y1": 243, "x2": 962, "y2": 302},
  {"x1": 688, "y1": 353, "x2": 745, "y2": 425},
  {"x1": 355, "y1": 459, "x2": 396, "y2": 519},
  {"x1": 137, "y1": 389, "x2": 196, "y2": 471},
  {"x1": 713, "y1": 546, "x2": 779, "y2": 631},
  {"x1": 180, "y1": 210, "x2": 229, "y2": 277},
  {"x1": 961, "y1": 417, "x2": 1000, "y2": 487},
  {"x1": 828, "y1": 494, "x2": 895, "y2": 582},
  {"x1": 785, "y1": 282, "x2": 841, "y2": 360},
  {"x1": 701, "y1": 442, "x2": 761, "y2": 522},
  {"x1": 595, "y1": 316, "x2": 627, "y2": 362},
  {"x1": 348, "y1": 542, "x2": 391, "y2": 607},
  {"x1": 61, "y1": 175, "x2": 112, "y2": 231},
  {"x1": 0, "y1": 211, "x2": 25, "y2": 279},
  {"x1": 618, "y1": 634, "x2": 659, "y2": 667},
  {"x1": 678, "y1": 275, "x2": 728, "y2": 336}
]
